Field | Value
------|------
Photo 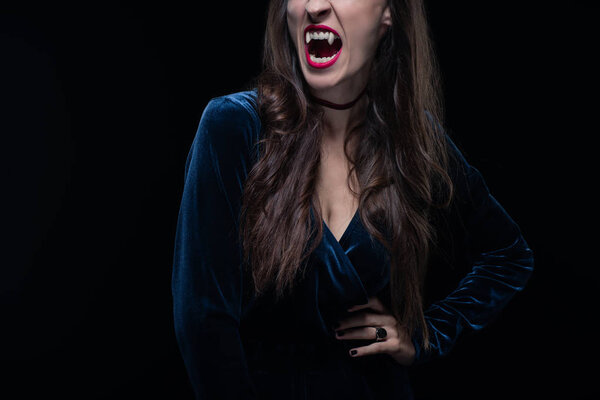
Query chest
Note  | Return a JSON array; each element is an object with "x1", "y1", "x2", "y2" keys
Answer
[{"x1": 314, "y1": 142, "x2": 360, "y2": 242}]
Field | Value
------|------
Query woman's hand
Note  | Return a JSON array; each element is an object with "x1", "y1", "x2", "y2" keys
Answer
[{"x1": 333, "y1": 296, "x2": 416, "y2": 366}]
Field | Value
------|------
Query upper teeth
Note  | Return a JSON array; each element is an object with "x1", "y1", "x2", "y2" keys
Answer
[{"x1": 305, "y1": 31, "x2": 339, "y2": 45}]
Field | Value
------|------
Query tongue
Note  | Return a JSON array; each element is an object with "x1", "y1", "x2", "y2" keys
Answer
[{"x1": 310, "y1": 39, "x2": 341, "y2": 58}]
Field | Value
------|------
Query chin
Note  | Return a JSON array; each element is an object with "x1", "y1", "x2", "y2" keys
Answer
[
  {"x1": 300, "y1": 61, "x2": 347, "y2": 92},
  {"x1": 304, "y1": 77, "x2": 342, "y2": 92}
]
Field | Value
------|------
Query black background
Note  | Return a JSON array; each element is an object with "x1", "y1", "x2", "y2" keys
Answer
[{"x1": 1, "y1": 1, "x2": 598, "y2": 399}]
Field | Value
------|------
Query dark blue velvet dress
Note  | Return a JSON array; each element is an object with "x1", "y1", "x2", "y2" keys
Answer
[{"x1": 171, "y1": 90, "x2": 534, "y2": 399}]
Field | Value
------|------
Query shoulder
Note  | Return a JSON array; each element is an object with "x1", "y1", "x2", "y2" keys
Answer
[
  {"x1": 193, "y1": 89, "x2": 261, "y2": 157},
  {"x1": 200, "y1": 89, "x2": 260, "y2": 135},
  {"x1": 444, "y1": 134, "x2": 492, "y2": 206},
  {"x1": 423, "y1": 110, "x2": 474, "y2": 186}
]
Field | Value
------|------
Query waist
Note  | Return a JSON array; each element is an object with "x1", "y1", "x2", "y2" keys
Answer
[
  {"x1": 243, "y1": 338, "x2": 343, "y2": 371},
  {"x1": 242, "y1": 336, "x2": 381, "y2": 373}
]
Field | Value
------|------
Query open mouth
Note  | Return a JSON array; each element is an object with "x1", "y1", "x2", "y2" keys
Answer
[{"x1": 304, "y1": 24, "x2": 343, "y2": 69}]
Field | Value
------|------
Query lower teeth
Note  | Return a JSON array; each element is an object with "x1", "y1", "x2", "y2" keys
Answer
[{"x1": 309, "y1": 52, "x2": 337, "y2": 63}]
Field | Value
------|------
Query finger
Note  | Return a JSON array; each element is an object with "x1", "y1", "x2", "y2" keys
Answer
[
  {"x1": 348, "y1": 340, "x2": 392, "y2": 358},
  {"x1": 335, "y1": 326, "x2": 385, "y2": 341},
  {"x1": 347, "y1": 296, "x2": 386, "y2": 314},
  {"x1": 336, "y1": 311, "x2": 396, "y2": 332}
]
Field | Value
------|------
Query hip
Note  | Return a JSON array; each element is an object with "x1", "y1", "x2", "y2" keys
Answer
[{"x1": 242, "y1": 338, "x2": 414, "y2": 400}]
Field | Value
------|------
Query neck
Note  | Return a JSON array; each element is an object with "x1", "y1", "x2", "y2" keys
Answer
[
  {"x1": 309, "y1": 87, "x2": 367, "y2": 110},
  {"x1": 310, "y1": 87, "x2": 369, "y2": 140}
]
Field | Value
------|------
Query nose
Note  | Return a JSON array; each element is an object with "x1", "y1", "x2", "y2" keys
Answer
[{"x1": 305, "y1": 0, "x2": 331, "y2": 22}]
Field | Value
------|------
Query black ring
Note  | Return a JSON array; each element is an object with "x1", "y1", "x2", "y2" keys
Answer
[{"x1": 375, "y1": 327, "x2": 387, "y2": 341}]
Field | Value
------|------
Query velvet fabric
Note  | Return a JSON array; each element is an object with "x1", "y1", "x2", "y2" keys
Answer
[{"x1": 171, "y1": 90, "x2": 534, "y2": 399}]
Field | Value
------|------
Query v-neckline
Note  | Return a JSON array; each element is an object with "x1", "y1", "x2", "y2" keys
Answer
[{"x1": 321, "y1": 207, "x2": 360, "y2": 246}]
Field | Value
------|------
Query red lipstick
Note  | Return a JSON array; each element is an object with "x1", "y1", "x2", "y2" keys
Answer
[{"x1": 304, "y1": 24, "x2": 343, "y2": 69}]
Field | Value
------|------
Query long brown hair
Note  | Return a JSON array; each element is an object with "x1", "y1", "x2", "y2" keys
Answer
[{"x1": 239, "y1": 0, "x2": 453, "y2": 350}]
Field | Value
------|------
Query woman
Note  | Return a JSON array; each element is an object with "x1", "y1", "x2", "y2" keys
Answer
[{"x1": 172, "y1": 0, "x2": 534, "y2": 398}]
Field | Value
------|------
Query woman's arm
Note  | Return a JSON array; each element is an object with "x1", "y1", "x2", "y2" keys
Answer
[
  {"x1": 171, "y1": 97, "x2": 258, "y2": 399},
  {"x1": 412, "y1": 138, "x2": 535, "y2": 365}
]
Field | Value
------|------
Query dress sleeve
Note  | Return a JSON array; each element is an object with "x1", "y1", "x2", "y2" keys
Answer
[
  {"x1": 412, "y1": 138, "x2": 535, "y2": 365},
  {"x1": 171, "y1": 97, "x2": 258, "y2": 399}
]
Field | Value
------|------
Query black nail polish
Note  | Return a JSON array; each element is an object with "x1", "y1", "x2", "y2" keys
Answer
[
  {"x1": 336, "y1": 330, "x2": 344, "y2": 336},
  {"x1": 350, "y1": 350, "x2": 357, "y2": 355}
]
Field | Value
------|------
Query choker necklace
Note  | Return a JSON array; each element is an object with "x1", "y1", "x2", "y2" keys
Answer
[{"x1": 309, "y1": 87, "x2": 367, "y2": 110}]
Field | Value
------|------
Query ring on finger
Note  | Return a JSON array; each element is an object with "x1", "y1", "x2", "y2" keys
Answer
[{"x1": 375, "y1": 327, "x2": 387, "y2": 341}]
